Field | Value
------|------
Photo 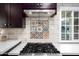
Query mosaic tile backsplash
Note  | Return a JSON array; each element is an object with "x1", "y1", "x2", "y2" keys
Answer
[{"x1": 30, "y1": 18, "x2": 49, "y2": 39}]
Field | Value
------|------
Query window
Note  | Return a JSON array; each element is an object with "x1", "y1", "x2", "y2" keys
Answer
[
  {"x1": 74, "y1": 11, "x2": 79, "y2": 40},
  {"x1": 61, "y1": 10, "x2": 79, "y2": 42},
  {"x1": 61, "y1": 11, "x2": 72, "y2": 41}
]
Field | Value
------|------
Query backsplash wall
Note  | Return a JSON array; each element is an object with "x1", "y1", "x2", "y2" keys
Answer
[{"x1": 0, "y1": 14, "x2": 60, "y2": 50}]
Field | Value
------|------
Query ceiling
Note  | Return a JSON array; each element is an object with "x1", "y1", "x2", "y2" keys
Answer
[{"x1": 24, "y1": 10, "x2": 56, "y2": 17}]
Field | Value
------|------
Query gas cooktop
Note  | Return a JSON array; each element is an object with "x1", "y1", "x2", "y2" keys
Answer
[{"x1": 20, "y1": 43, "x2": 60, "y2": 55}]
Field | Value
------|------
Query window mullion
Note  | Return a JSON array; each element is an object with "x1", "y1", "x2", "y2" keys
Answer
[
  {"x1": 65, "y1": 11, "x2": 66, "y2": 40},
  {"x1": 72, "y1": 11, "x2": 74, "y2": 41}
]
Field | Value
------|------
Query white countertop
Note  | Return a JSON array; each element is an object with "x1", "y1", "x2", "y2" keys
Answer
[
  {"x1": 0, "y1": 40, "x2": 21, "y2": 55},
  {"x1": 0, "y1": 40, "x2": 62, "y2": 56},
  {"x1": 8, "y1": 42, "x2": 27, "y2": 55}
]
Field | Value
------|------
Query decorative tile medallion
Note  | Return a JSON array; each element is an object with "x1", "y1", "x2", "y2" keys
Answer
[
  {"x1": 30, "y1": 32, "x2": 36, "y2": 39},
  {"x1": 43, "y1": 32, "x2": 49, "y2": 39},
  {"x1": 35, "y1": 32, "x2": 43, "y2": 39},
  {"x1": 43, "y1": 26, "x2": 49, "y2": 32},
  {"x1": 37, "y1": 26, "x2": 43, "y2": 32},
  {"x1": 30, "y1": 26, "x2": 37, "y2": 32},
  {"x1": 30, "y1": 18, "x2": 49, "y2": 39}
]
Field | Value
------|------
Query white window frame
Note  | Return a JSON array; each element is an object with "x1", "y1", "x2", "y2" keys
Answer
[{"x1": 60, "y1": 7, "x2": 79, "y2": 42}]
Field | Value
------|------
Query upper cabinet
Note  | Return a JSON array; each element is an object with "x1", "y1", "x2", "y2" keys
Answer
[
  {"x1": 0, "y1": 4, "x2": 8, "y2": 28},
  {"x1": 0, "y1": 3, "x2": 57, "y2": 28},
  {"x1": 22, "y1": 3, "x2": 57, "y2": 10},
  {"x1": 9, "y1": 4, "x2": 24, "y2": 28},
  {"x1": 0, "y1": 3, "x2": 25, "y2": 28}
]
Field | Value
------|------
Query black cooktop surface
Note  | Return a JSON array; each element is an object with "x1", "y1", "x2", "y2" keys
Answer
[{"x1": 20, "y1": 43, "x2": 60, "y2": 55}]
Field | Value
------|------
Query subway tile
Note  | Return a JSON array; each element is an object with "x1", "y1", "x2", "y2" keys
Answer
[{"x1": 1, "y1": 17, "x2": 60, "y2": 43}]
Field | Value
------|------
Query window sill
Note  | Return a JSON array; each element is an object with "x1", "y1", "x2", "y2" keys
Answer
[{"x1": 59, "y1": 40, "x2": 79, "y2": 44}]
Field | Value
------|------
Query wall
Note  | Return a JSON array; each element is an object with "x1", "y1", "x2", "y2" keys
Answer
[
  {"x1": 0, "y1": 15, "x2": 60, "y2": 50},
  {"x1": 57, "y1": 3, "x2": 79, "y2": 7},
  {"x1": 60, "y1": 44, "x2": 79, "y2": 55}
]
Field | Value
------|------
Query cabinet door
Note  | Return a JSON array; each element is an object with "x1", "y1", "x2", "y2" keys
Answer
[
  {"x1": 0, "y1": 4, "x2": 8, "y2": 28},
  {"x1": 22, "y1": 3, "x2": 39, "y2": 9},
  {"x1": 8, "y1": 3, "x2": 23, "y2": 28},
  {"x1": 39, "y1": 3, "x2": 57, "y2": 9},
  {"x1": 22, "y1": 3, "x2": 57, "y2": 10}
]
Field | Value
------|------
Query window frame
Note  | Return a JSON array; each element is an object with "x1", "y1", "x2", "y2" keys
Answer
[{"x1": 60, "y1": 7, "x2": 79, "y2": 42}]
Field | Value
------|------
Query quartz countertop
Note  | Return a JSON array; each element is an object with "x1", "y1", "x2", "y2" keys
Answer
[
  {"x1": 8, "y1": 42, "x2": 27, "y2": 55},
  {"x1": 0, "y1": 40, "x2": 21, "y2": 55}
]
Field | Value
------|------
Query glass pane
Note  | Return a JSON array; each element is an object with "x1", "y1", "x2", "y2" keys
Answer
[
  {"x1": 61, "y1": 18, "x2": 65, "y2": 25},
  {"x1": 61, "y1": 34, "x2": 65, "y2": 40},
  {"x1": 74, "y1": 34, "x2": 78, "y2": 39},
  {"x1": 66, "y1": 34, "x2": 72, "y2": 40},
  {"x1": 74, "y1": 11, "x2": 78, "y2": 17},
  {"x1": 66, "y1": 18, "x2": 72, "y2": 25},
  {"x1": 74, "y1": 26, "x2": 78, "y2": 33},
  {"x1": 69, "y1": 34, "x2": 72, "y2": 40},
  {"x1": 61, "y1": 11, "x2": 65, "y2": 18},
  {"x1": 61, "y1": 26, "x2": 65, "y2": 33},
  {"x1": 66, "y1": 11, "x2": 72, "y2": 17},
  {"x1": 66, "y1": 26, "x2": 72, "y2": 34},
  {"x1": 74, "y1": 18, "x2": 78, "y2": 25}
]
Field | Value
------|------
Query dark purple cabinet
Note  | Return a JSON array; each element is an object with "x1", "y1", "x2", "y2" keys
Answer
[
  {"x1": 0, "y1": 4, "x2": 8, "y2": 28},
  {"x1": 0, "y1": 3, "x2": 56, "y2": 28},
  {"x1": 0, "y1": 3, "x2": 24, "y2": 28},
  {"x1": 9, "y1": 4, "x2": 23, "y2": 28},
  {"x1": 22, "y1": 3, "x2": 57, "y2": 10}
]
